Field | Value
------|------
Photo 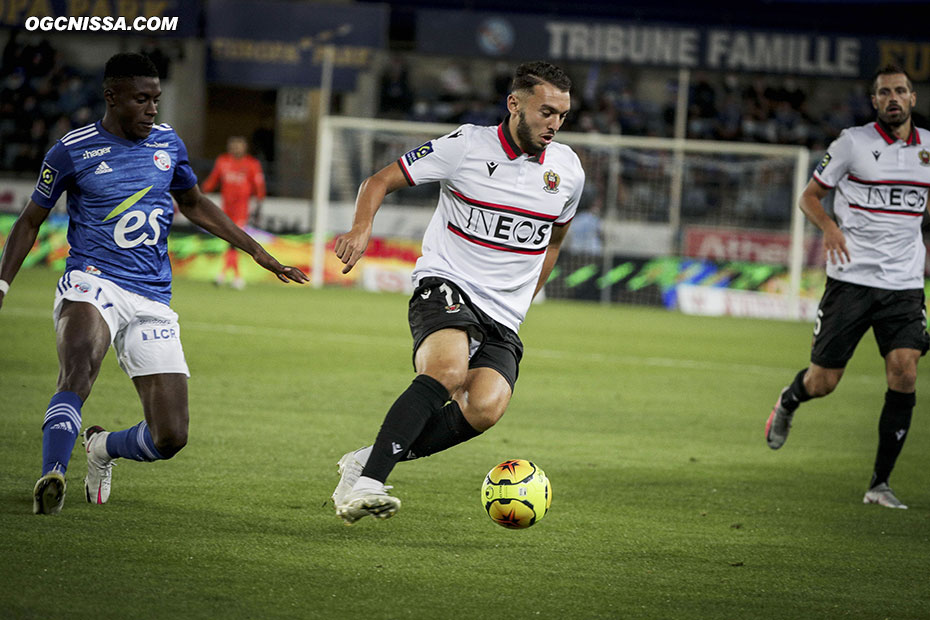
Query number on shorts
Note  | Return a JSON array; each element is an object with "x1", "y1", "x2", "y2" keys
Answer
[
  {"x1": 438, "y1": 282, "x2": 462, "y2": 313},
  {"x1": 439, "y1": 283, "x2": 457, "y2": 307},
  {"x1": 813, "y1": 308, "x2": 824, "y2": 336}
]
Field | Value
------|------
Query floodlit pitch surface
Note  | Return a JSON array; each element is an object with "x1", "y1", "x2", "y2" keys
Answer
[{"x1": 1, "y1": 267, "x2": 928, "y2": 619}]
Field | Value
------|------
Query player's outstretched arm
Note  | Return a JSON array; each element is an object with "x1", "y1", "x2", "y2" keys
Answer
[
  {"x1": 172, "y1": 185, "x2": 309, "y2": 284},
  {"x1": 533, "y1": 222, "x2": 571, "y2": 299},
  {"x1": 0, "y1": 201, "x2": 51, "y2": 310},
  {"x1": 799, "y1": 178, "x2": 849, "y2": 265},
  {"x1": 334, "y1": 162, "x2": 409, "y2": 274}
]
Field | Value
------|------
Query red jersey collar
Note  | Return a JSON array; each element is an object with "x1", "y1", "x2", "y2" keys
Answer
[
  {"x1": 497, "y1": 119, "x2": 547, "y2": 164},
  {"x1": 874, "y1": 120, "x2": 921, "y2": 146}
]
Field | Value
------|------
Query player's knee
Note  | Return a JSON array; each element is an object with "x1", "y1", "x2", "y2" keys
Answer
[
  {"x1": 807, "y1": 378, "x2": 838, "y2": 397},
  {"x1": 423, "y1": 367, "x2": 467, "y2": 395},
  {"x1": 805, "y1": 369, "x2": 841, "y2": 397},
  {"x1": 887, "y1": 365, "x2": 917, "y2": 392},
  {"x1": 153, "y1": 428, "x2": 188, "y2": 459},
  {"x1": 463, "y1": 395, "x2": 507, "y2": 432}
]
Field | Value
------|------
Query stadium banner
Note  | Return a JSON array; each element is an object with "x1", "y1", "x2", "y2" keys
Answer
[
  {"x1": 676, "y1": 283, "x2": 820, "y2": 321},
  {"x1": 205, "y1": 0, "x2": 388, "y2": 89},
  {"x1": 5, "y1": 216, "x2": 924, "y2": 303},
  {"x1": 682, "y1": 226, "x2": 823, "y2": 267},
  {"x1": 414, "y1": 9, "x2": 922, "y2": 80},
  {"x1": 0, "y1": 182, "x2": 35, "y2": 215},
  {"x1": 548, "y1": 252, "x2": 829, "y2": 309},
  {"x1": 0, "y1": 214, "x2": 419, "y2": 290},
  {"x1": 0, "y1": 0, "x2": 200, "y2": 37}
]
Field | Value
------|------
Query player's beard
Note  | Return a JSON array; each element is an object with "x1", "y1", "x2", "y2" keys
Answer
[
  {"x1": 879, "y1": 104, "x2": 910, "y2": 129},
  {"x1": 515, "y1": 110, "x2": 543, "y2": 156}
]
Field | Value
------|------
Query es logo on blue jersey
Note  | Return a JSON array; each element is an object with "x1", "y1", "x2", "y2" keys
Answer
[
  {"x1": 404, "y1": 142, "x2": 434, "y2": 166},
  {"x1": 102, "y1": 186, "x2": 164, "y2": 249},
  {"x1": 36, "y1": 163, "x2": 59, "y2": 198}
]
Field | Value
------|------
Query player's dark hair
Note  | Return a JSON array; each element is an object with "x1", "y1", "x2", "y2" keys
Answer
[
  {"x1": 511, "y1": 61, "x2": 571, "y2": 94},
  {"x1": 103, "y1": 52, "x2": 159, "y2": 89},
  {"x1": 871, "y1": 64, "x2": 914, "y2": 94}
]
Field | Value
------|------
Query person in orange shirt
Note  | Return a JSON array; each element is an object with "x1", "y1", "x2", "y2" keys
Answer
[{"x1": 202, "y1": 136, "x2": 266, "y2": 289}]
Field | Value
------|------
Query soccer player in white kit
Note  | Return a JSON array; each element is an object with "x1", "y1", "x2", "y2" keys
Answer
[
  {"x1": 765, "y1": 65, "x2": 930, "y2": 509},
  {"x1": 331, "y1": 62, "x2": 585, "y2": 524}
]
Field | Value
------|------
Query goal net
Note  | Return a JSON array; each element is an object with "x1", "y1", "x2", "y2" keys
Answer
[{"x1": 313, "y1": 115, "x2": 816, "y2": 320}]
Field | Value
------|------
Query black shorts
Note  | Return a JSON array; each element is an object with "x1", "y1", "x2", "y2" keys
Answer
[
  {"x1": 811, "y1": 277, "x2": 930, "y2": 368},
  {"x1": 408, "y1": 277, "x2": 524, "y2": 390}
]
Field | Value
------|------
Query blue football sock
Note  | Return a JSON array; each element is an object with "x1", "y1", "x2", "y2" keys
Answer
[
  {"x1": 41, "y1": 391, "x2": 83, "y2": 476},
  {"x1": 105, "y1": 420, "x2": 164, "y2": 462}
]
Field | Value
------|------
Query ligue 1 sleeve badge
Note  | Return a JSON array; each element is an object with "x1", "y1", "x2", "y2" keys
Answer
[
  {"x1": 542, "y1": 169, "x2": 560, "y2": 194},
  {"x1": 153, "y1": 150, "x2": 172, "y2": 171}
]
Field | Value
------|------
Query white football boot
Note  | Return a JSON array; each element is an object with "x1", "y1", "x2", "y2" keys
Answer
[
  {"x1": 336, "y1": 483, "x2": 401, "y2": 526},
  {"x1": 33, "y1": 469, "x2": 67, "y2": 515},
  {"x1": 331, "y1": 447, "x2": 371, "y2": 507},
  {"x1": 83, "y1": 426, "x2": 113, "y2": 505},
  {"x1": 863, "y1": 483, "x2": 907, "y2": 509}
]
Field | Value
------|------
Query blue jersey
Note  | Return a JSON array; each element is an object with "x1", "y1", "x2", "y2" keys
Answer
[{"x1": 31, "y1": 121, "x2": 198, "y2": 304}]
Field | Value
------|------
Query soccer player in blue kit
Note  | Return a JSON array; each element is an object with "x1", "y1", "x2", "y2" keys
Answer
[{"x1": 0, "y1": 53, "x2": 309, "y2": 514}]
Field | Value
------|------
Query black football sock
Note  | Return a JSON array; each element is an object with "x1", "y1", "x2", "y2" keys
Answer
[
  {"x1": 360, "y1": 374, "x2": 450, "y2": 484},
  {"x1": 869, "y1": 389, "x2": 915, "y2": 489},
  {"x1": 781, "y1": 368, "x2": 813, "y2": 412},
  {"x1": 402, "y1": 400, "x2": 481, "y2": 461}
]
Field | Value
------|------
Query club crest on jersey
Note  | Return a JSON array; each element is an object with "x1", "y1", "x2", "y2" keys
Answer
[
  {"x1": 36, "y1": 163, "x2": 58, "y2": 198},
  {"x1": 542, "y1": 169, "x2": 560, "y2": 194},
  {"x1": 153, "y1": 150, "x2": 171, "y2": 171},
  {"x1": 404, "y1": 142, "x2": 434, "y2": 166},
  {"x1": 919, "y1": 149, "x2": 930, "y2": 166}
]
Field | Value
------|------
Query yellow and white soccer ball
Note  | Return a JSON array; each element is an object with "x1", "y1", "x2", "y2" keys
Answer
[{"x1": 481, "y1": 459, "x2": 551, "y2": 529}]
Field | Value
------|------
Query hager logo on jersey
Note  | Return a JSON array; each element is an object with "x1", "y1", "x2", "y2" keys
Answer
[{"x1": 82, "y1": 147, "x2": 111, "y2": 159}]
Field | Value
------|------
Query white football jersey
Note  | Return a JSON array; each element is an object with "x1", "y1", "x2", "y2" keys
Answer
[
  {"x1": 399, "y1": 122, "x2": 585, "y2": 332},
  {"x1": 814, "y1": 121, "x2": 930, "y2": 290}
]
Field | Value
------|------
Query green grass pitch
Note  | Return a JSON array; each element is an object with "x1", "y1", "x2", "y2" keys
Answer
[{"x1": 1, "y1": 267, "x2": 928, "y2": 619}]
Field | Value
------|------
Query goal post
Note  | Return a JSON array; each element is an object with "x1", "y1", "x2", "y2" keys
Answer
[{"x1": 312, "y1": 115, "x2": 815, "y2": 319}]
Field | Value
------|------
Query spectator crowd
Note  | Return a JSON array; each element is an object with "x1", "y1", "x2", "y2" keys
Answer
[
  {"x1": 1, "y1": 32, "x2": 104, "y2": 173},
  {"x1": 377, "y1": 56, "x2": 908, "y2": 154},
  {"x1": 2, "y1": 35, "x2": 919, "y2": 185}
]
